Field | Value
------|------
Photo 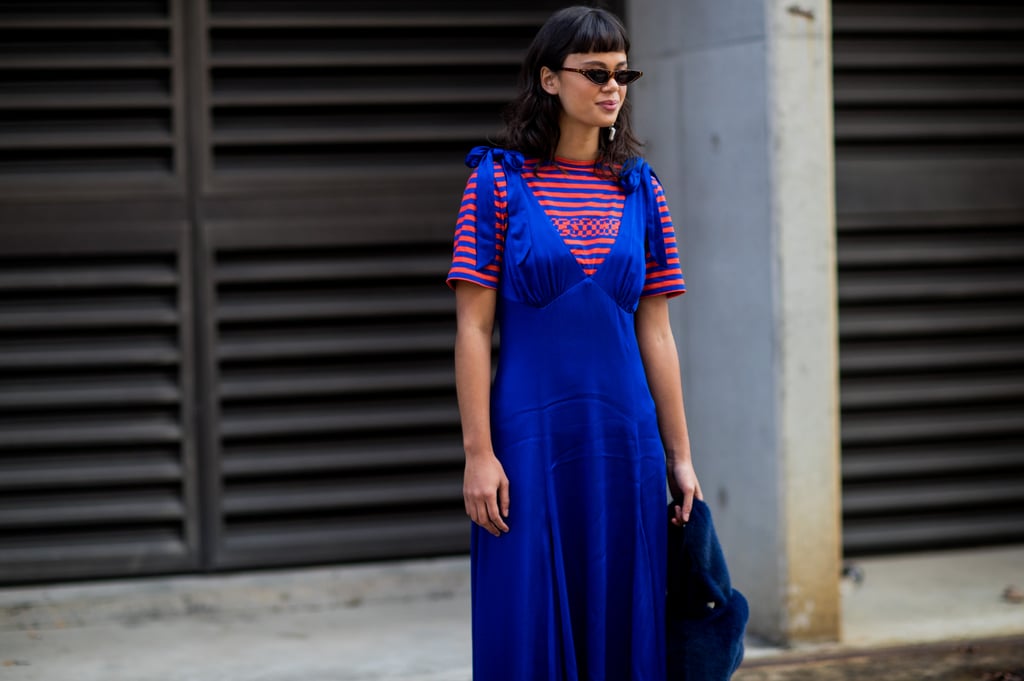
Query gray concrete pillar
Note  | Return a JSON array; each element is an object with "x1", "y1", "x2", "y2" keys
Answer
[{"x1": 629, "y1": 0, "x2": 842, "y2": 644}]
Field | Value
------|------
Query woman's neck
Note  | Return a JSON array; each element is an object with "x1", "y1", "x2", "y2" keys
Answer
[{"x1": 555, "y1": 118, "x2": 601, "y2": 161}]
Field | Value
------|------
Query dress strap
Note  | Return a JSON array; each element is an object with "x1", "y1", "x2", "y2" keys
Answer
[
  {"x1": 465, "y1": 146, "x2": 524, "y2": 270},
  {"x1": 620, "y1": 159, "x2": 669, "y2": 268},
  {"x1": 644, "y1": 166, "x2": 669, "y2": 268}
]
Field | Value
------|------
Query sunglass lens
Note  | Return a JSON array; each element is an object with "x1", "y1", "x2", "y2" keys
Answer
[
  {"x1": 616, "y1": 70, "x2": 641, "y2": 85},
  {"x1": 584, "y1": 69, "x2": 611, "y2": 85}
]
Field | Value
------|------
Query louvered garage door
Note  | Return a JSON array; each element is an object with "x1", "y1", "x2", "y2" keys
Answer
[
  {"x1": 0, "y1": 0, "x2": 626, "y2": 584},
  {"x1": 0, "y1": 1, "x2": 198, "y2": 581},
  {"x1": 195, "y1": 0, "x2": 623, "y2": 569},
  {"x1": 833, "y1": 1, "x2": 1024, "y2": 555}
]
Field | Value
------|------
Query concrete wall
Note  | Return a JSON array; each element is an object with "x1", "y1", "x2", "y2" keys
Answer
[{"x1": 629, "y1": 0, "x2": 842, "y2": 644}]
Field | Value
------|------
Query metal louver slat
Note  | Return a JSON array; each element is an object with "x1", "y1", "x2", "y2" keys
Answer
[
  {"x1": 223, "y1": 438, "x2": 462, "y2": 477},
  {"x1": 212, "y1": 244, "x2": 465, "y2": 569},
  {"x1": 0, "y1": 1, "x2": 182, "y2": 196},
  {"x1": 222, "y1": 511, "x2": 470, "y2": 565},
  {"x1": 833, "y1": 0, "x2": 1024, "y2": 556},
  {"x1": 842, "y1": 441, "x2": 1024, "y2": 479},
  {"x1": 0, "y1": 233, "x2": 198, "y2": 583}
]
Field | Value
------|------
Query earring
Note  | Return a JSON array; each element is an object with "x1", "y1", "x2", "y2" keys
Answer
[{"x1": 608, "y1": 125, "x2": 617, "y2": 142}]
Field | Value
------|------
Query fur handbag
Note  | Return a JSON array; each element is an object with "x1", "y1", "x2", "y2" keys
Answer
[{"x1": 666, "y1": 498, "x2": 749, "y2": 680}]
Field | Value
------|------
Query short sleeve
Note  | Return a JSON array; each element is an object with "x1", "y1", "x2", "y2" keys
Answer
[
  {"x1": 641, "y1": 175, "x2": 686, "y2": 298},
  {"x1": 446, "y1": 161, "x2": 508, "y2": 290}
]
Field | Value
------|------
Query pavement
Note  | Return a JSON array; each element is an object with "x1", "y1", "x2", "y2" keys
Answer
[{"x1": 0, "y1": 545, "x2": 1022, "y2": 680}]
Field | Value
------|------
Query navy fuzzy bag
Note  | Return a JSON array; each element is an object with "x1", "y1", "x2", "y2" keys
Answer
[{"x1": 666, "y1": 499, "x2": 749, "y2": 680}]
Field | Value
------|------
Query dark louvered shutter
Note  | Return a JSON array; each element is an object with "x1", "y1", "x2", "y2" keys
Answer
[
  {"x1": 833, "y1": 1, "x2": 1024, "y2": 555},
  {"x1": 0, "y1": 0, "x2": 196, "y2": 583},
  {"x1": 196, "y1": 1, "x2": 623, "y2": 569}
]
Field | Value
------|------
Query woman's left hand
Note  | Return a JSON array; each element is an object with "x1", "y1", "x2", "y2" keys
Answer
[{"x1": 668, "y1": 459, "x2": 702, "y2": 526}]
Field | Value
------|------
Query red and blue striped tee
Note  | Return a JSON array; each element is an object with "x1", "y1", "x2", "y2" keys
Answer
[{"x1": 447, "y1": 157, "x2": 685, "y2": 297}]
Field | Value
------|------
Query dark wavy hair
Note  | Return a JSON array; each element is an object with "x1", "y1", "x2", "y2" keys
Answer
[{"x1": 493, "y1": 5, "x2": 643, "y2": 182}]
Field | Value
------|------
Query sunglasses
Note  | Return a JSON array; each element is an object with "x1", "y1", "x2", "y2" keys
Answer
[{"x1": 559, "y1": 67, "x2": 643, "y2": 86}]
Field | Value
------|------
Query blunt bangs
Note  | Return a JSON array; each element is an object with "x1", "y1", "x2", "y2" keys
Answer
[{"x1": 565, "y1": 10, "x2": 629, "y2": 57}]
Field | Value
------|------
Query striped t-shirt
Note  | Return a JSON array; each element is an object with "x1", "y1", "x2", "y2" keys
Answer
[{"x1": 446, "y1": 156, "x2": 685, "y2": 297}]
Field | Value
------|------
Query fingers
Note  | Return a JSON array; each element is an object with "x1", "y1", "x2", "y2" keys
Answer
[
  {"x1": 487, "y1": 492, "x2": 509, "y2": 535},
  {"x1": 464, "y1": 480, "x2": 510, "y2": 537},
  {"x1": 681, "y1": 490, "x2": 694, "y2": 523},
  {"x1": 671, "y1": 503, "x2": 685, "y2": 527},
  {"x1": 477, "y1": 500, "x2": 502, "y2": 537},
  {"x1": 498, "y1": 477, "x2": 510, "y2": 520},
  {"x1": 469, "y1": 500, "x2": 496, "y2": 537}
]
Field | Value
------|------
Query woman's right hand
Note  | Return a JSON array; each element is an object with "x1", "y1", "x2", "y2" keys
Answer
[{"x1": 463, "y1": 453, "x2": 510, "y2": 537}]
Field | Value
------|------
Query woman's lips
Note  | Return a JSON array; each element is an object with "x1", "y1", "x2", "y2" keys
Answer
[{"x1": 598, "y1": 101, "x2": 619, "y2": 112}]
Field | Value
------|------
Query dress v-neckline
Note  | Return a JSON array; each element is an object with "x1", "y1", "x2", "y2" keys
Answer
[{"x1": 517, "y1": 165, "x2": 627, "y2": 282}]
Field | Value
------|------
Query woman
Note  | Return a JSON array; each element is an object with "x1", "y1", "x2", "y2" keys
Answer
[{"x1": 446, "y1": 7, "x2": 701, "y2": 680}]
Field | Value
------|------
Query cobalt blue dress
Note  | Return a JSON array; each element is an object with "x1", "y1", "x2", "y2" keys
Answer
[{"x1": 453, "y1": 147, "x2": 678, "y2": 681}]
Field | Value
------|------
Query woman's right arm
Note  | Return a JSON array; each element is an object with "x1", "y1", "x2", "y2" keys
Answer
[{"x1": 454, "y1": 281, "x2": 510, "y2": 537}]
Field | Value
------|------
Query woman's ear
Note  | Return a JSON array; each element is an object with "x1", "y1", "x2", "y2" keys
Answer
[{"x1": 539, "y1": 66, "x2": 560, "y2": 95}]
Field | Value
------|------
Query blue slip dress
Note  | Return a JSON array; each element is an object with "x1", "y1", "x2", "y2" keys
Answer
[{"x1": 466, "y1": 147, "x2": 670, "y2": 681}]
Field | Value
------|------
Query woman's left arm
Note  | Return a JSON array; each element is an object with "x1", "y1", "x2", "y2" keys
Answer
[{"x1": 635, "y1": 294, "x2": 702, "y2": 524}]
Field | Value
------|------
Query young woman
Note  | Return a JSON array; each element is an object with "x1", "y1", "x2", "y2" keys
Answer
[{"x1": 447, "y1": 7, "x2": 701, "y2": 680}]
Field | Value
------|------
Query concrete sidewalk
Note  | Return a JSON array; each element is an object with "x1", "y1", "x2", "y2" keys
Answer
[{"x1": 1, "y1": 546, "x2": 1022, "y2": 680}]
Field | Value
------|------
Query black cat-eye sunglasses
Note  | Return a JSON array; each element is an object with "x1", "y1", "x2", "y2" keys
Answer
[{"x1": 559, "y1": 67, "x2": 644, "y2": 86}]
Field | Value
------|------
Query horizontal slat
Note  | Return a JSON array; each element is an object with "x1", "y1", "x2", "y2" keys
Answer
[
  {"x1": 837, "y1": 230, "x2": 1024, "y2": 266},
  {"x1": 207, "y1": 158, "x2": 461, "y2": 184},
  {"x1": 216, "y1": 253, "x2": 450, "y2": 284},
  {"x1": 0, "y1": 131, "x2": 173, "y2": 151},
  {"x1": 220, "y1": 401, "x2": 459, "y2": 440},
  {"x1": 0, "y1": 414, "x2": 181, "y2": 449},
  {"x1": 833, "y1": 38, "x2": 1024, "y2": 69},
  {"x1": 0, "y1": 373, "x2": 180, "y2": 410},
  {"x1": 844, "y1": 477, "x2": 1024, "y2": 515},
  {"x1": 838, "y1": 268, "x2": 1024, "y2": 302},
  {"x1": 224, "y1": 473, "x2": 461, "y2": 516},
  {"x1": 0, "y1": 452, "x2": 182, "y2": 490},
  {"x1": 835, "y1": 110, "x2": 1024, "y2": 142},
  {"x1": 841, "y1": 371, "x2": 1024, "y2": 409},
  {"x1": 840, "y1": 336, "x2": 1024, "y2": 373},
  {"x1": 833, "y1": 4, "x2": 1024, "y2": 32},
  {"x1": 0, "y1": 490, "x2": 184, "y2": 528},
  {"x1": 0, "y1": 18, "x2": 172, "y2": 29},
  {"x1": 843, "y1": 511, "x2": 1024, "y2": 555},
  {"x1": 0, "y1": 527, "x2": 187, "y2": 570},
  {"x1": 2, "y1": 94, "x2": 172, "y2": 110},
  {"x1": 219, "y1": 510, "x2": 468, "y2": 567},
  {"x1": 216, "y1": 290, "x2": 452, "y2": 323},
  {"x1": 211, "y1": 87, "x2": 513, "y2": 108},
  {"x1": 835, "y1": 74, "x2": 1024, "y2": 106},
  {"x1": 212, "y1": 124, "x2": 495, "y2": 147},
  {"x1": 0, "y1": 30, "x2": 170, "y2": 55},
  {"x1": 0, "y1": 263, "x2": 177, "y2": 290},
  {"x1": 218, "y1": 325, "x2": 453, "y2": 362},
  {"x1": 208, "y1": 50, "x2": 523, "y2": 68},
  {"x1": 0, "y1": 335, "x2": 179, "y2": 369},
  {"x1": 842, "y1": 440, "x2": 1024, "y2": 481},
  {"x1": 837, "y1": 211, "x2": 1024, "y2": 232},
  {"x1": 841, "y1": 405, "x2": 1023, "y2": 445},
  {"x1": 0, "y1": 57, "x2": 172, "y2": 70},
  {"x1": 220, "y1": 363, "x2": 452, "y2": 401},
  {"x1": 839, "y1": 303, "x2": 1024, "y2": 337},
  {"x1": 223, "y1": 437, "x2": 462, "y2": 477},
  {"x1": 0, "y1": 302, "x2": 178, "y2": 330},
  {"x1": 207, "y1": 12, "x2": 549, "y2": 29}
]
